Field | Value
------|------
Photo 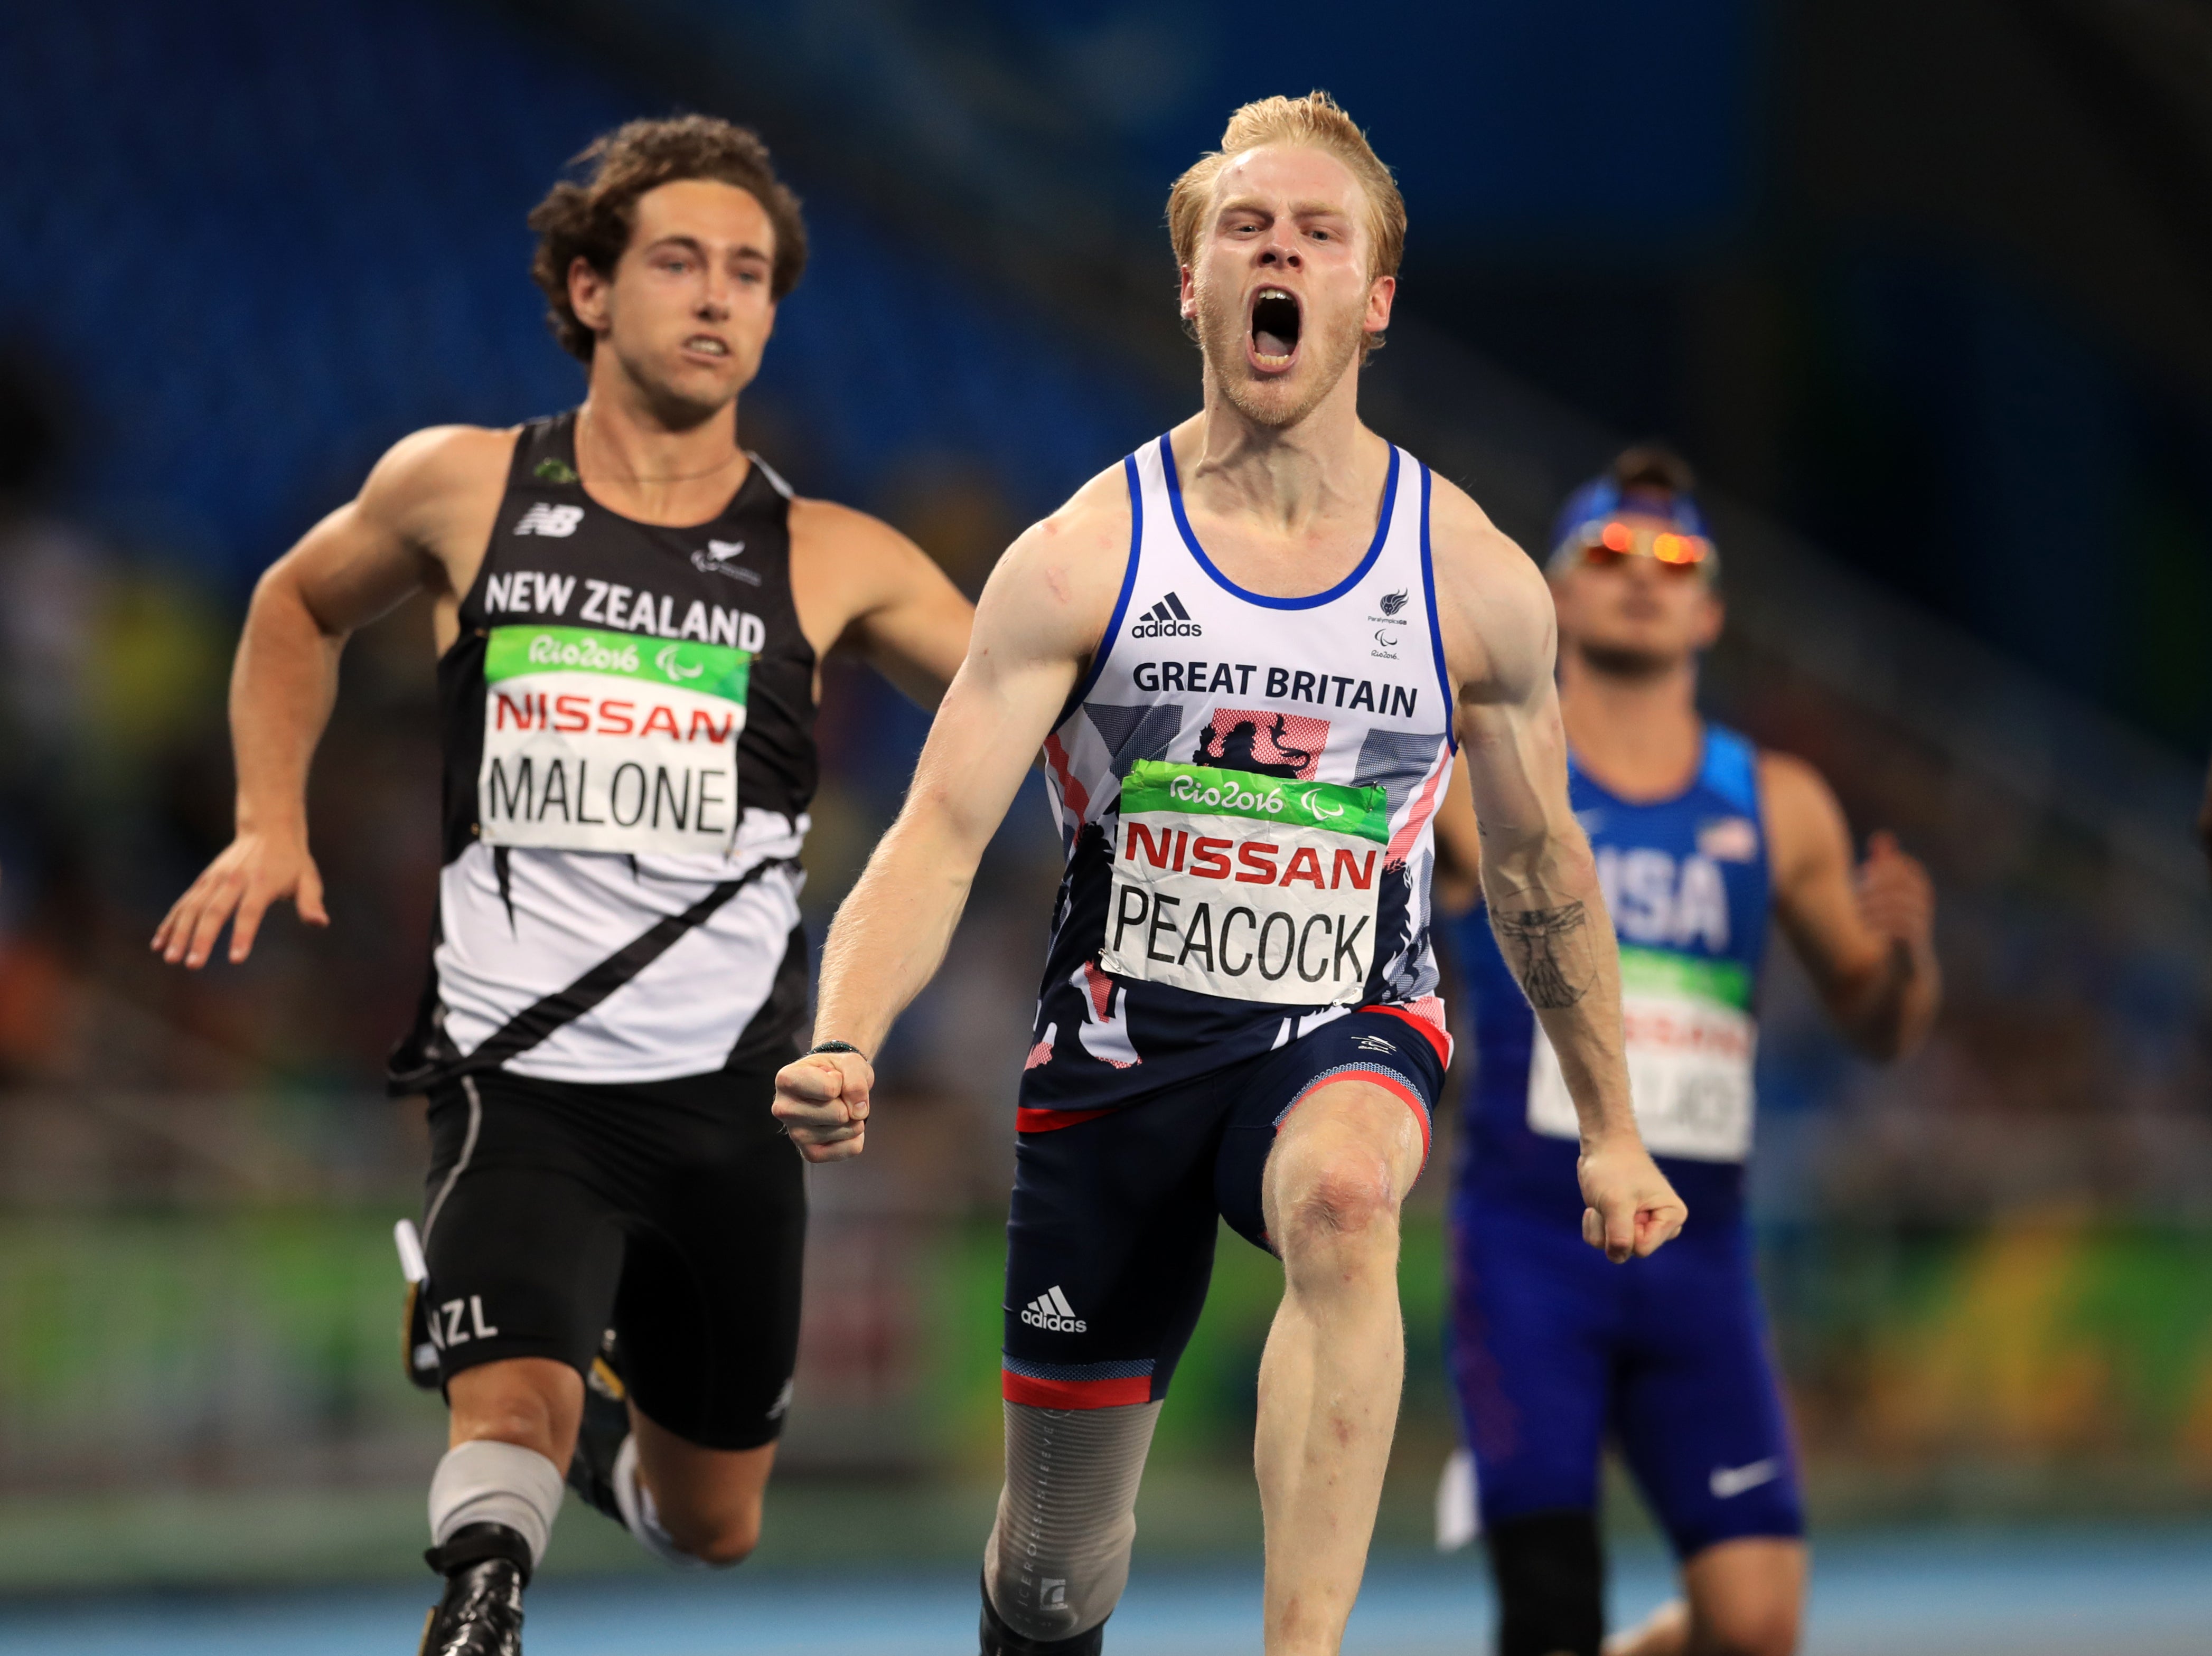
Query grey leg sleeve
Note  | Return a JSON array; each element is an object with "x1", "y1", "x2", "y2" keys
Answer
[{"x1": 984, "y1": 1400, "x2": 1163, "y2": 1643}]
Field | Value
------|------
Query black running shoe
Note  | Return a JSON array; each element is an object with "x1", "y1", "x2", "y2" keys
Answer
[
  {"x1": 565, "y1": 1327, "x2": 630, "y2": 1522},
  {"x1": 420, "y1": 1522, "x2": 528, "y2": 1656}
]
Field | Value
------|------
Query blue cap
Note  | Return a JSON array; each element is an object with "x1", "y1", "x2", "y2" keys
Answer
[{"x1": 1548, "y1": 473, "x2": 1714, "y2": 572}]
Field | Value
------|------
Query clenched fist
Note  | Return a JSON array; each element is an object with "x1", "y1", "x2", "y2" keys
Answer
[
  {"x1": 1856, "y1": 830, "x2": 1934, "y2": 961},
  {"x1": 772, "y1": 1048, "x2": 874, "y2": 1162},
  {"x1": 1577, "y1": 1130, "x2": 1687, "y2": 1262}
]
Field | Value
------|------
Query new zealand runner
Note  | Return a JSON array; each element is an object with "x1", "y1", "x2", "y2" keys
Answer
[
  {"x1": 151, "y1": 117, "x2": 973, "y2": 1654},
  {"x1": 1434, "y1": 446, "x2": 1941, "y2": 1656},
  {"x1": 772, "y1": 94, "x2": 1686, "y2": 1656}
]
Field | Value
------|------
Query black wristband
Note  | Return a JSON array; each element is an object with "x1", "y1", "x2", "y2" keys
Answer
[{"x1": 808, "y1": 1040, "x2": 866, "y2": 1059}]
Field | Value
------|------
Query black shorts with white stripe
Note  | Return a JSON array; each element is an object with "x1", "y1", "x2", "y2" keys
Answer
[{"x1": 416, "y1": 1061, "x2": 804, "y2": 1451}]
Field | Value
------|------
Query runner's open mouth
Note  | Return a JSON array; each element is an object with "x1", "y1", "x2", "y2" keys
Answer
[{"x1": 1251, "y1": 289, "x2": 1300, "y2": 364}]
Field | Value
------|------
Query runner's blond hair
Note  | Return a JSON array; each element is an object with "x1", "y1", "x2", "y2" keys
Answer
[{"x1": 1166, "y1": 91, "x2": 1406, "y2": 283}]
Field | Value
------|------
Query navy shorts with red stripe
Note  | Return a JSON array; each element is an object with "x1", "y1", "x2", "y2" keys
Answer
[{"x1": 1000, "y1": 1005, "x2": 1447, "y2": 1410}]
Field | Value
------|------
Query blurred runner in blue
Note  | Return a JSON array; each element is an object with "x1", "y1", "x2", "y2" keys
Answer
[{"x1": 1432, "y1": 445, "x2": 1942, "y2": 1656}]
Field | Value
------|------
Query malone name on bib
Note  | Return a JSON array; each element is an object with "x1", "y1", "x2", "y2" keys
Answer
[
  {"x1": 477, "y1": 624, "x2": 750, "y2": 856},
  {"x1": 1526, "y1": 945, "x2": 1756, "y2": 1162},
  {"x1": 1101, "y1": 760, "x2": 1389, "y2": 1006}
]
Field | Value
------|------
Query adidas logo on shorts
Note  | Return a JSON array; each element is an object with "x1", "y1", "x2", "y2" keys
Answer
[
  {"x1": 1020, "y1": 1285, "x2": 1087, "y2": 1333},
  {"x1": 1130, "y1": 591, "x2": 1201, "y2": 638}
]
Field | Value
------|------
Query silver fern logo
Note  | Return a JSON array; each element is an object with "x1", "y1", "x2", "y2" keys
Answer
[{"x1": 691, "y1": 539, "x2": 761, "y2": 584}]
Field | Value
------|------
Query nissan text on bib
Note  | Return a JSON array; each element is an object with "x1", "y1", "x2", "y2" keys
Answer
[
  {"x1": 478, "y1": 624, "x2": 749, "y2": 856},
  {"x1": 1102, "y1": 760, "x2": 1388, "y2": 1006},
  {"x1": 1526, "y1": 945, "x2": 1756, "y2": 1161}
]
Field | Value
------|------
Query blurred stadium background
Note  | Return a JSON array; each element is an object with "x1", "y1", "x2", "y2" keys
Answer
[{"x1": 2, "y1": 0, "x2": 2210, "y2": 1650}]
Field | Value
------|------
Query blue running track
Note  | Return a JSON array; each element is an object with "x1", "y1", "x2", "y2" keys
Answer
[{"x1": 0, "y1": 1529, "x2": 2205, "y2": 1655}]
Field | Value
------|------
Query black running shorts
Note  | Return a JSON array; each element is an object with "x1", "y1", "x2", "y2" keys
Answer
[
  {"x1": 417, "y1": 1062, "x2": 804, "y2": 1452},
  {"x1": 1000, "y1": 1007, "x2": 1447, "y2": 1410}
]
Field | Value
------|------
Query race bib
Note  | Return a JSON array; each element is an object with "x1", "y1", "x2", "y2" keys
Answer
[
  {"x1": 477, "y1": 624, "x2": 748, "y2": 857},
  {"x1": 1526, "y1": 945, "x2": 1756, "y2": 1162},
  {"x1": 1101, "y1": 760, "x2": 1389, "y2": 1007}
]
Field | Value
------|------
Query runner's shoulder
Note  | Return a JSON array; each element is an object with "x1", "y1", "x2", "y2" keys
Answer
[
  {"x1": 977, "y1": 460, "x2": 1132, "y2": 641},
  {"x1": 357, "y1": 424, "x2": 519, "y2": 539},
  {"x1": 1425, "y1": 471, "x2": 1543, "y2": 601},
  {"x1": 1029, "y1": 457, "x2": 1136, "y2": 563},
  {"x1": 1756, "y1": 748, "x2": 1838, "y2": 812},
  {"x1": 788, "y1": 495, "x2": 931, "y2": 577},
  {"x1": 1755, "y1": 748, "x2": 1849, "y2": 877},
  {"x1": 1422, "y1": 471, "x2": 1552, "y2": 690}
]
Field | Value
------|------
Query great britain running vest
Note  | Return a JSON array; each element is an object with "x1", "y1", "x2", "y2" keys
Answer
[
  {"x1": 1020, "y1": 434, "x2": 1457, "y2": 1113},
  {"x1": 1455, "y1": 725, "x2": 1771, "y2": 1224},
  {"x1": 389, "y1": 411, "x2": 817, "y2": 1091}
]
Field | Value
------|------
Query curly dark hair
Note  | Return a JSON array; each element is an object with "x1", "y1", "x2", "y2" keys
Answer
[{"x1": 528, "y1": 115, "x2": 808, "y2": 362}]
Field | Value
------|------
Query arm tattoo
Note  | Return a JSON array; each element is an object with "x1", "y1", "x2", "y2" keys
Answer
[{"x1": 1495, "y1": 901, "x2": 1592, "y2": 1009}]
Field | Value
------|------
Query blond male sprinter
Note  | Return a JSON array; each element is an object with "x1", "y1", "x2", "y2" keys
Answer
[{"x1": 773, "y1": 95, "x2": 1685, "y2": 1656}]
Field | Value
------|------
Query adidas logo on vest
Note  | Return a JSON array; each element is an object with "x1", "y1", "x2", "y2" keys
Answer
[
  {"x1": 1020, "y1": 1285, "x2": 1087, "y2": 1332},
  {"x1": 1130, "y1": 591, "x2": 1202, "y2": 638}
]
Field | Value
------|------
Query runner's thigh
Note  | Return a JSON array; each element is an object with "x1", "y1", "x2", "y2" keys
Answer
[
  {"x1": 1001, "y1": 1087, "x2": 1229, "y2": 1409},
  {"x1": 1449, "y1": 1199, "x2": 1617, "y2": 1528},
  {"x1": 1214, "y1": 1009, "x2": 1446, "y2": 1250},
  {"x1": 419, "y1": 1074, "x2": 625, "y2": 1384},
  {"x1": 611, "y1": 1065, "x2": 807, "y2": 1452},
  {"x1": 1613, "y1": 1232, "x2": 1804, "y2": 1557}
]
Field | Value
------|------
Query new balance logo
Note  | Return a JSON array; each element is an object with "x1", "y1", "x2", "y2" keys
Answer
[
  {"x1": 1130, "y1": 591, "x2": 1201, "y2": 638},
  {"x1": 1352, "y1": 1034, "x2": 1398, "y2": 1053},
  {"x1": 513, "y1": 502, "x2": 584, "y2": 538},
  {"x1": 1020, "y1": 1285, "x2": 1088, "y2": 1333}
]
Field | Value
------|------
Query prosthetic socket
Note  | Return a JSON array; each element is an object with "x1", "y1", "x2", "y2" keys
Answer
[{"x1": 984, "y1": 1400, "x2": 1163, "y2": 1644}]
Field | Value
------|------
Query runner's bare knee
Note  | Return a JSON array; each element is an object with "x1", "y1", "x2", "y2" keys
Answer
[
  {"x1": 448, "y1": 1358, "x2": 581, "y2": 1462},
  {"x1": 663, "y1": 1501, "x2": 761, "y2": 1567},
  {"x1": 1689, "y1": 1619, "x2": 1796, "y2": 1656},
  {"x1": 1282, "y1": 1150, "x2": 1395, "y2": 1241},
  {"x1": 1684, "y1": 1539, "x2": 1803, "y2": 1656},
  {"x1": 1267, "y1": 1089, "x2": 1406, "y2": 1257},
  {"x1": 1689, "y1": 1592, "x2": 1798, "y2": 1656}
]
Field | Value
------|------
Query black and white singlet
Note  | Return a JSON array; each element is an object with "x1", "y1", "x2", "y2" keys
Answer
[{"x1": 390, "y1": 411, "x2": 817, "y2": 1090}]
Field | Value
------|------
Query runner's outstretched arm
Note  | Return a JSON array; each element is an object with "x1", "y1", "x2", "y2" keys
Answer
[
  {"x1": 773, "y1": 473, "x2": 1129, "y2": 1161},
  {"x1": 152, "y1": 427, "x2": 485, "y2": 968},
  {"x1": 1430, "y1": 481, "x2": 1685, "y2": 1260}
]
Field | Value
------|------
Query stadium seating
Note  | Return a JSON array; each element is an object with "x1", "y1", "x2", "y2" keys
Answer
[{"x1": 0, "y1": 0, "x2": 1156, "y2": 594}]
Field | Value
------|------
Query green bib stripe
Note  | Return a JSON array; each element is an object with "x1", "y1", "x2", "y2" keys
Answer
[
  {"x1": 485, "y1": 625, "x2": 751, "y2": 706},
  {"x1": 1617, "y1": 944, "x2": 1752, "y2": 1012},
  {"x1": 1120, "y1": 760, "x2": 1390, "y2": 844}
]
